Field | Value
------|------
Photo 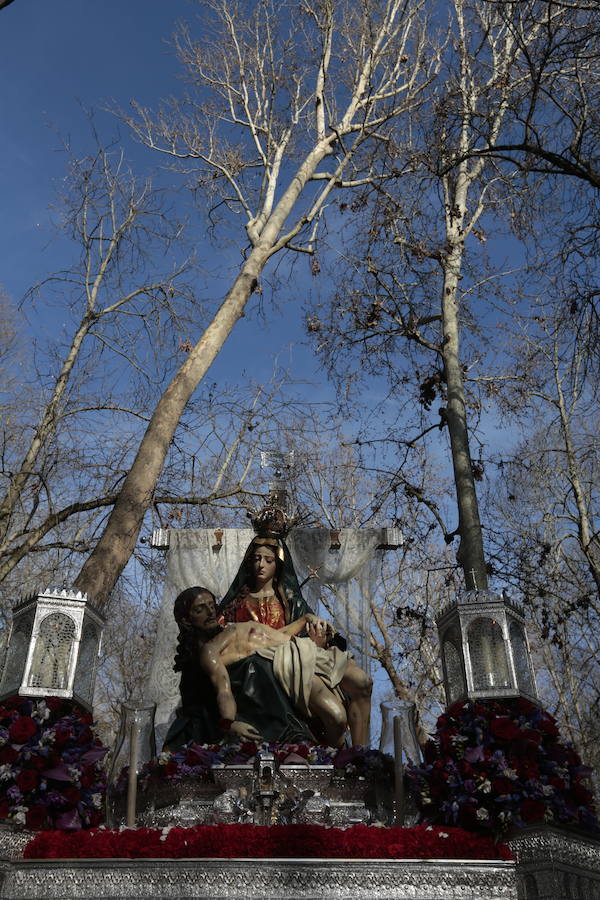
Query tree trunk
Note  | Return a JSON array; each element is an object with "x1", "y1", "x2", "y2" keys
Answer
[
  {"x1": 441, "y1": 242, "x2": 488, "y2": 591},
  {"x1": 73, "y1": 257, "x2": 262, "y2": 607},
  {"x1": 75, "y1": 143, "x2": 334, "y2": 608}
]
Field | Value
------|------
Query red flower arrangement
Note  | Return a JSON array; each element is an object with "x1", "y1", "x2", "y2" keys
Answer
[
  {"x1": 407, "y1": 698, "x2": 598, "y2": 836},
  {"x1": 24, "y1": 822, "x2": 512, "y2": 861},
  {"x1": 0, "y1": 695, "x2": 108, "y2": 831}
]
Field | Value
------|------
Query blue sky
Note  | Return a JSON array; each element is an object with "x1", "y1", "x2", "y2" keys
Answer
[
  {"x1": 0, "y1": 0, "x2": 525, "y2": 510},
  {"x1": 0, "y1": 0, "x2": 330, "y2": 394}
]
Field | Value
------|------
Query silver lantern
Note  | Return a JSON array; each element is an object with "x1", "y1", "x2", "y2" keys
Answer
[
  {"x1": 0, "y1": 588, "x2": 105, "y2": 710},
  {"x1": 436, "y1": 589, "x2": 538, "y2": 707}
]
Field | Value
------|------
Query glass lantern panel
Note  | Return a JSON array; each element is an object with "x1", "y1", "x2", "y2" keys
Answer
[
  {"x1": 468, "y1": 617, "x2": 511, "y2": 691},
  {"x1": 442, "y1": 628, "x2": 466, "y2": 703},
  {"x1": 73, "y1": 622, "x2": 98, "y2": 705},
  {"x1": 509, "y1": 621, "x2": 535, "y2": 695},
  {"x1": 0, "y1": 610, "x2": 34, "y2": 694},
  {"x1": 28, "y1": 613, "x2": 76, "y2": 690}
]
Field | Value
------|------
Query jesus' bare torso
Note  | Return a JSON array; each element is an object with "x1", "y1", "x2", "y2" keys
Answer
[
  {"x1": 207, "y1": 619, "x2": 308, "y2": 666},
  {"x1": 198, "y1": 613, "x2": 372, "y2": 747}
]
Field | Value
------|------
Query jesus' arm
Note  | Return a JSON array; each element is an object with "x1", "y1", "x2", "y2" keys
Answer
[{"x1": 199, "y1": 633, "x2": 262, "y2": 741}]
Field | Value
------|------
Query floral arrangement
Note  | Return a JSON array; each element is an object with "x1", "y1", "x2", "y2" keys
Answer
[
  {"x1": 0, "y1": 695, "x2": 108, "y2": 830},
  {"x1": 407, "y1": 698, "x2": 598, "y2": 836},
  {"x1": 24, "y1": 822, "x2": 512, "y2": 861},
  {"x1": 119, "y1": 741, "x2": 394, "y2": 792}
]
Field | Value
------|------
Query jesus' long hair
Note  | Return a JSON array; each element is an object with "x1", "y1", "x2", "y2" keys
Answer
[{"x1": 172, "y1": 586, "x2": 220, "y2": 672}]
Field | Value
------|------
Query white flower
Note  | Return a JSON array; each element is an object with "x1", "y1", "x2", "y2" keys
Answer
[
  {"x1": 13, "y1": 807, "x2": 27, "y2": 826},
  {"x1": 480, "y1": 779, "x2": 492, "y2": 794},
  {"x1": 439, "y1": 832, "x2": 449, "y2": 838},
  {"x1": 33, "y1": 701, "x2": 51, "y2": 722},
  {"x1": 502, "y1": 768, "x2": 518, "y2": 780},
  {"x1": 157, "y1": 752, "x2": 171, "y2": 766},
  {"x1": 159, "y1": 826, "x2": 173, "y2": 842},
  {"x1": 0, "y1": 765, "x2": 13, "y2": 782},
  {"x1": 542, "y1": 784, "x2": 555, "y2": 796},
  {"x1": 91, "y1": 793, "x2": 103, "y2": 809},
  {"x1": 67, "y1": 766, "x2": 81, "y2": 785},
  {"x1": 476, "y1": 807, "x2": 490, "y2": 820}
]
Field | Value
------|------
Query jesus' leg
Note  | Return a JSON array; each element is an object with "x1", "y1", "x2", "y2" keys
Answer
[
  {"x1": 307, "y1": 679, "x2": 347, "y2": 748},
  {"x1": 340, "y1": 660, "x2": 373, "y2": 746}
]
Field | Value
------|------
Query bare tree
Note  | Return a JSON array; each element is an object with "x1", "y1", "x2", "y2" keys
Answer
[
  {"x1": 0, "y1": 144, "x2": 195, "y2": 587},
  {"x1": 1, "y1": 140, "x2": 300, "y2": 596},
  {"x1": 72, "y1": 0, "x2": 441, "y2": 608},
  {"x1": 484, "y1": 288, "x2": 600, "y2": 766},
  {"x1": 463, "y1": 0, "x2": 600, "y2": 189},
  {"x1": 307, "y1": 0, "x2": 550, "y2": 589}
]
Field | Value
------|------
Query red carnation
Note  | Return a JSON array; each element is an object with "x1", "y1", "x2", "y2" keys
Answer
[
  {"x1": 293, "y1": 744, "x2": 309, "y2": 759},
  {"x1": 25, "y1": 804, "x2": 47, "y2": 829},
  {"x1": 571, "y1": 783, "x2": 594, "y2": 806},
  {"x1": 62, "y1": 786, "x2": 81, "y2": 807},
  {"x1": 492, "y1": 777, "x2": 516, "y2": 795},
  {"x1": 5, "y1": 697, "x2": 29, "y2": 711},
  {"x1": 76, "y1": 727, "x2": 93, "y2": 745},
  {"x1": 16, "y1": 769, "x2": 39, "y2": 791},
  {"x1": 80, "y1": 766, "x2": 95, "y2": 788},
  {"x1": 0, "y1": 745, "x2": 19, "y2": 765},
  {"x1": 163, "y1": 760, "x2": 178, "y2": 777},
  {"x1": 516, "y1": 759, "x2": 540, "y2": 780},
  {"x1": 8, "y1": 715, "x2": 37, "y2": 743},
  {"x1": 520, "y1": 798, "x2": 546, "y2": 823},
  {"x1": 240, "y1": 741, "x2": 259, "y2": 757},
  {"x1": 54, "y1": 726, "x2": 72, "y2": 746},
  {"x1": 537, "y1": 715, "x2": 559, "y2": 737},
  {"x1": 520, "y1": 728, "x2": 542, "y2": 745},
  {"x1": 45, "y1": 698, "x2": 65, "y2": 712},
  {"x1": 489, "y1": 717, "x2": 520, "y2": 741},
  {"x1": 0, "y1": 801, "x2": 9, "y2": 819}
]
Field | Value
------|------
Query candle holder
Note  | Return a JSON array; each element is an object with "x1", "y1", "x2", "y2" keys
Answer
[
  {"x1": 379, "y1": 699, "x2": 422, "y2": 826},
  {"x1": 107, "y1": 702, "x2": 156, "y2": 827}
]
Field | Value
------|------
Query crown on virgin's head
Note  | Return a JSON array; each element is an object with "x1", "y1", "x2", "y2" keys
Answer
[{"x1": 250, "y1": 498, "x2": 292, "y2": 539}]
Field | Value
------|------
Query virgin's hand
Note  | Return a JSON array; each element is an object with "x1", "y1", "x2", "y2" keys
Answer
[
  {"x1": 306, "y1": 618, "x2": 333, "y2": 648},
  {"x1": 228, "y1": 720, "x2": 262, "y2": 742}
]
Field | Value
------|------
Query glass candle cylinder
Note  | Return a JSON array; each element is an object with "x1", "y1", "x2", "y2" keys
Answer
[
  {"x1": 379, "y1": 699, "x2": 423, "y2": 826},
  {"x1": 106, "y1": 702, "x2": 156, "y2": 827}
]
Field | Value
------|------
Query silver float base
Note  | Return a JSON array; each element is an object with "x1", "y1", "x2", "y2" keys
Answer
[
  {"x1": 1, "y1": 826, "x2": 599, "y2": 899},
  {"x1": 0, "y1": 857, "x2": 516, "y2": 900}
]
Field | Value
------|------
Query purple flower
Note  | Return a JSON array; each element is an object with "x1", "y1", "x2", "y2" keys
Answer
[
  {"x1": 464, "y1": 746, "x2": 485, "y2": 763},
  {"x1": 6, "y1": 786, "x2": 22, "y2": 803}
]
